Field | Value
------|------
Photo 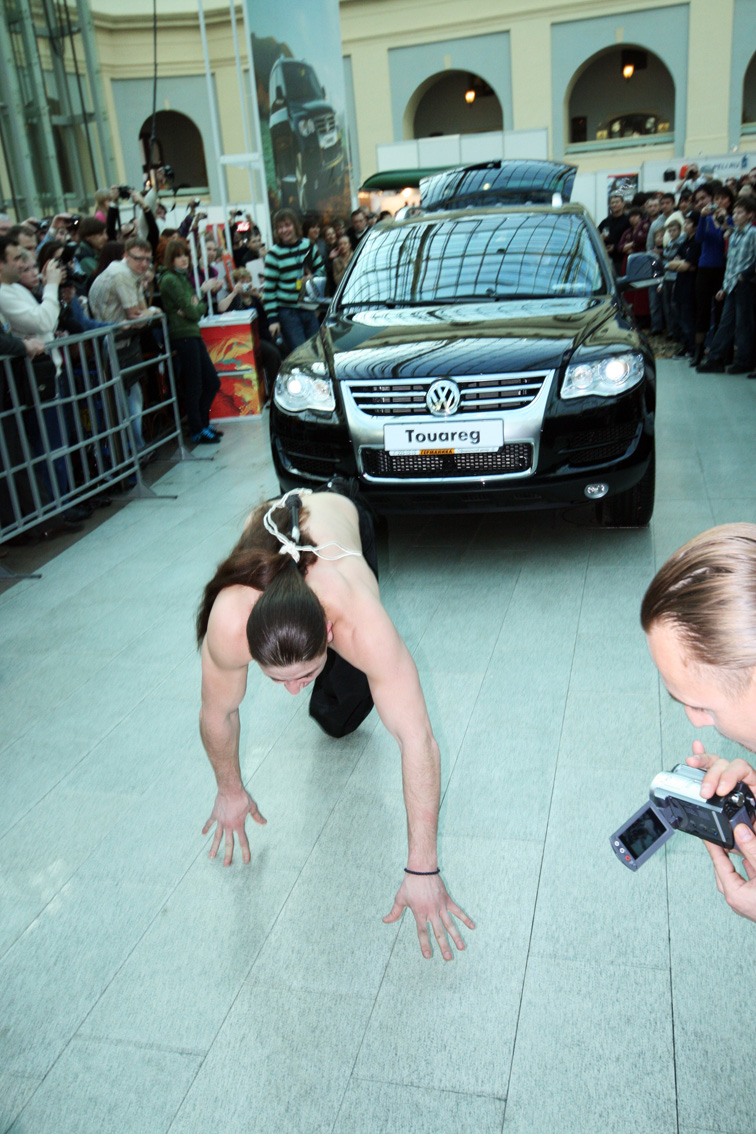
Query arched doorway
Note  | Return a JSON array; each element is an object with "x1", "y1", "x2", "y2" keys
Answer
[
  {"x1": 138, "y1": 111, "x2": 208, "y2": 190},
  {"x1": 743, "y1": 51, "x2": 756, "y2": 126},
  {"x1": 567, "y1": 47, "x2": 674, "y2": 145},
  {"x1": 406, "y1": 71, "x2": 503, "y2": 139}
]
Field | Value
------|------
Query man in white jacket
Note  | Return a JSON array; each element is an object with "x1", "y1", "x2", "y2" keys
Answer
[
  {"x1": 0, "y1": 235, "x2": 84, "y2": 519},
  {"x1": 0, "y1": 237, "x2": 61, "y2": 343}
]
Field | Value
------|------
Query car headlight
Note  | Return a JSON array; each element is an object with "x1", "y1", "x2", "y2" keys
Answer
[
  {"x1": 297, "y1": 118, "x2": 315, "y2": 137},
  {"x1": 274, "y1": 363, "x2": 335, "y2": 413},
  {"x1": 562, "y1": 352, "x2": 645, "y2": 400}
]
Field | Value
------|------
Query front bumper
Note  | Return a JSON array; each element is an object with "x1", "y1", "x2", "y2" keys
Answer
[{"x1": 269, "y1": 385, "x2": 654, "y2": 515}]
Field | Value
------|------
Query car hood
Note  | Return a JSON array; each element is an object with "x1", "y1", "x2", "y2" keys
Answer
[
  {"x1": 322, "y1": 296, "x2": 635, "y2": 381},
  {"x1": 289, "y1": 99, "x2": 333, "y2": 118}
]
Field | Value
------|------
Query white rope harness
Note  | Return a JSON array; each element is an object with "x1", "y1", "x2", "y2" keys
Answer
[{"x1": 263, "y1": 488, "x2": 362, "y2": 564}]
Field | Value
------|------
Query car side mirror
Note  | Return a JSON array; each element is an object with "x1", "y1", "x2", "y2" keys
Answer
[
  {"x1": 321, "y1": 85, "x2": 326, "y2": 99},
  {"x1": 617, "y1": 252, "x2": 663, "y2": 291},
  {"x1": 275, "y1": 85, "x2": 286, "y2": 104}
]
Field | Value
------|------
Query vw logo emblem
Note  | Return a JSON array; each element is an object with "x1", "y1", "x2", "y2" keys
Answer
[{"x1": 426, "y1": 379, "x2": 461, "y2": 417}]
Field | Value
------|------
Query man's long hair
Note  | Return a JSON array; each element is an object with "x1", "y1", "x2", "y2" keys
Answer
[{"x1": 196, "y1": 500, "x2": 328, "y2": 667}]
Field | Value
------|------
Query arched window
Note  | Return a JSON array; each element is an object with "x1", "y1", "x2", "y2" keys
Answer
[
  {"x1": 567, "y1": 47, "x2": 674, "y2": 146},
  {"x1": 138, "y1": 110, "x2": 208, "y2": 190},
  {"x1": 743, "y1": 52, "x2": 756, "y2": 127},
  {"x1": 405, "y1": 71, "x2": 503, "y2": 140}
]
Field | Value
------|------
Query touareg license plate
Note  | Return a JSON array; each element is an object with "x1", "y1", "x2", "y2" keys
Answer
[{"x1": 384, "y1": 419, "x2": 503, "y2": 456}]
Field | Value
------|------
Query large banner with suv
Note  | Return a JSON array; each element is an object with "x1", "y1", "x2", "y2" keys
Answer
[{"x1": 246, "y1": 0, "x2": 352, "y2": 224}]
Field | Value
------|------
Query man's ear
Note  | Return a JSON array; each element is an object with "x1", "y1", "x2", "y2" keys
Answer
[{"x1": 326, "y1": 620, "x2": 334, "y2": 644}]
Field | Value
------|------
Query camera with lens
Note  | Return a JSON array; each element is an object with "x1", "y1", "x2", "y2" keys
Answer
[
  {"x1": 611, "y1": 763, "x2": 756, "y2": 871},
  {"x1": 118, "y1": 186, "x2": 133, "y2": 200}
]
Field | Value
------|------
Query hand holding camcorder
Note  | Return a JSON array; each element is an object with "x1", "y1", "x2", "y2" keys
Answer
[{"x1": 612, "y1": 763, "x2": 756, "y2": 870}]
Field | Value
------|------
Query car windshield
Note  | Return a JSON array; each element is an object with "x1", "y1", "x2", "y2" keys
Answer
[
  {"x1": 338, "y1": 212, "x2": 608, "y2": 306},
  {"x1": 282, "y1": 62, "x2": 322, "y2": 103}
]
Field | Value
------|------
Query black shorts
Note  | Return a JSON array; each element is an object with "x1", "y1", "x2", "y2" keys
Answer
[{"x1": 308, "y1": 479, "x2": 378, "y2": 738}]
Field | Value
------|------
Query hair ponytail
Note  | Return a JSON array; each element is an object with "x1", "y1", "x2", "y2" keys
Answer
[{"x1": 196, "y1": 501, "x2": 326, "y2": 665}]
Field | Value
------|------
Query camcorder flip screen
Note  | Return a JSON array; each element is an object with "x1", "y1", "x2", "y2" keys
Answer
[
  {"x1": 624, "y1": 807, "x2": 668, "y2": 858},
  {"x1": 611, "y1": 803, "x2": 673, "y2": 870}
]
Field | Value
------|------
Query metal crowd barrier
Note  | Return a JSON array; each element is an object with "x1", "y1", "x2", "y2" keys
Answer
[{"x1": 0, "y1": 313, "x2": 193, "y2": 559}]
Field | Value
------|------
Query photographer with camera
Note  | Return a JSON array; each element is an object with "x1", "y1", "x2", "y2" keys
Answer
[
  {"x1": 178, "y1": 198, "x2": 208, "y2": 242},
  {"x1": 641, "y1": 523, "x2": 756, "y2": 921}
]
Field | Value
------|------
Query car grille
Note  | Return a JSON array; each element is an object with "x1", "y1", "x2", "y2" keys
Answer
[
  {"x1": 322, "y1": 142, "x2": 341, "y2": 166},
  {"x1": 361, "y1": 444, "x2": 532, "y2": 479},
  {"x1": 274, "y1": 437, "x2": 340, "y2": 479},
  {"x1": 315, "y1": 113, "x2": 336, "y2": 136},
  {"x1": 557, "y1": 423, "x2": 639, "y2": 466},
  {"x1": 344, "y1": 373, "x2": 548, "y2": 417}
]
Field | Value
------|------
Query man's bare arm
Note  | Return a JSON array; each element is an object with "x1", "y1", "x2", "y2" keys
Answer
[
  {"x1": 335, "y1": 586, "x2": 474, "y2": 958},
  {"x1": 200, "y1": 623, "x2": 266, "y2": 864}
]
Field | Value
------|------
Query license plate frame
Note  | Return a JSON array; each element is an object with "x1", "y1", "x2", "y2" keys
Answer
[{"x1": 383, "y1": 419, "x2": 503, "y2": 456}]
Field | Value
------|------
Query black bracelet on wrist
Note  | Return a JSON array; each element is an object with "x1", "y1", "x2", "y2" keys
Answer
[{"x1": 404, "y1": 867, "x2": 440, "y2": 876}]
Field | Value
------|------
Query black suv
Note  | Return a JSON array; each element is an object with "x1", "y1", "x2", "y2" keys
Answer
[
  {"x1": 269, "y1": 57, "x2": 345, "y2": 211},
  {"x1": 269, "y1": 161, "x2": 657, "y2": 524}
]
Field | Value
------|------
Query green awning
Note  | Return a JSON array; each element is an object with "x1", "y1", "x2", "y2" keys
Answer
[{"x1": 360, "y1": 167, "x2": 449, "y2": 191}]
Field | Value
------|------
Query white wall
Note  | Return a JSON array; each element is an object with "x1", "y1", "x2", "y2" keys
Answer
[{"x1": 375, "y1": 129, "x2": 548, "y2": 173}]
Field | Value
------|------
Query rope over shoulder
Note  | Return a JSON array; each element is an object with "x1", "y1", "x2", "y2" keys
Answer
[{"x1": 262, "y1": 488, "x2": 362, "y2": 563}]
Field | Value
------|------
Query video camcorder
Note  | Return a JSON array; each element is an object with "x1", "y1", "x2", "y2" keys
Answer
[{"x1": 611, "y1": 763, "x2": 756, "y2": 871}]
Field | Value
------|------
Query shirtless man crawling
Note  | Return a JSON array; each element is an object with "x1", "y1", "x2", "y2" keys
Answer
[{"x1": 197, "y1": 484, "x2": 474, "y2": 960}]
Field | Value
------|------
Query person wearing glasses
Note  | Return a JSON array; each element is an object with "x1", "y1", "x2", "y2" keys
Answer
[{"x1": 89, "y1": 238, "x2": 160, "y2": 452}]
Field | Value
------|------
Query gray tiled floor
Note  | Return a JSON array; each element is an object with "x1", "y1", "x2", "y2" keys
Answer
[{"x1": 2, "y1": 359, "x2": 756, "y2": 1133}]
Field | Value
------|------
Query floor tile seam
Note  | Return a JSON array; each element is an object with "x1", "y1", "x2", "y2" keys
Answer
[
  {"x1": 332, "y1": 715, "x2": 389, "y2": 798},
  {"x1": 0, "y1": 662, "x2": 194, "y2": 840},
  {"x1": 0, "y1": 513, "x2": 206, "y2": 604},
  {"x1": 328, "y1": 913, "x2": 406, "y2": 1134},
  {"x1": 165, "y1": 861, "x2": 337, "y2": 1134},
  {"x1": 437, "y1": 562, "x2": 523, "y2": 811},
  {"x1": 524, "y1": 948, "x2": 669, "y2": 973},
  {"x1": 344, "y1": 1072, "x2": 508, "y2": 1103},
  {"x1": 497, "y1": 554, "x2": 587, "y2": 1125},
  {"x1": 43, "y1": 1031, "x2": 207, "y2": 1060},
  {"x1": 0, "y1": 624, "x2": 198, "y2": 767},
  {"x1": 1, "y1": 914, "x2": 207, "y2": 1134},
  {"x1": 31, "y1": 834, "x2": 275, "y2": 1123}
]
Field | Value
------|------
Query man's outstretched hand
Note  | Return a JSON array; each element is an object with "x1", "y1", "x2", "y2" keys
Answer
[
  {"x1": 202, "y1": 789, "x2": 266, "y2": 866},
  {"x1": 383, "y1": 873, "x2": 475, "y2": 960}
]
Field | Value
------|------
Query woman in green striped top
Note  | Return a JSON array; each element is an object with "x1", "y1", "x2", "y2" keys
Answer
[{"x1": 263, "y1": 209, "x2": 323, "y2": 355}]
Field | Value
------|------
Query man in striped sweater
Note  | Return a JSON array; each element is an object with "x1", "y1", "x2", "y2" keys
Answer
[{"x1": 263, "y1": 209, "x2": 324, "y2": 355}]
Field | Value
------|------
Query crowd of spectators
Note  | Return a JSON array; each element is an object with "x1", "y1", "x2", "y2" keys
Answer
[
  {"x1": 0, "y1": 186, "x2": 391, "y2": 539},
  {"x1": 599, "y1": 165, "x2": 756, "y2": 374},
  {"x1": 1, "y1": 183, "x2": 385, "y2": 538}
]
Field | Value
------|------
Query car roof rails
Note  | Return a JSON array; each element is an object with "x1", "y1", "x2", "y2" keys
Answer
[{"x1": 419, "y1": 160, "x2": 578, "y2": 211}]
